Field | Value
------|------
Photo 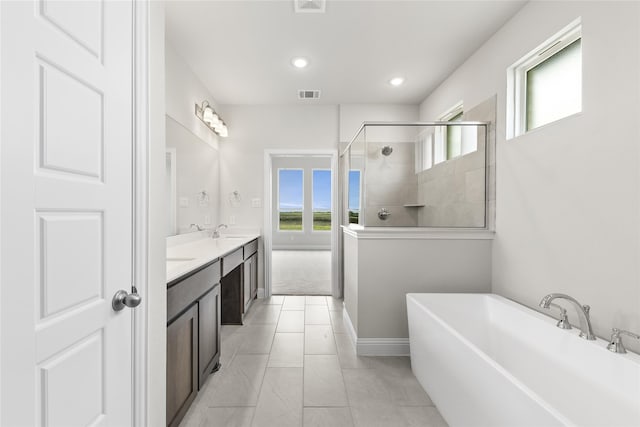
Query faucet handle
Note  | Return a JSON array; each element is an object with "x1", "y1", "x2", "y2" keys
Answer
[
  {"x1": 607, "y1": 328, "x2": 640, "y2": 354},
  {"x1": 548, "y1": 303, "x2": 572, "y2": 330}
]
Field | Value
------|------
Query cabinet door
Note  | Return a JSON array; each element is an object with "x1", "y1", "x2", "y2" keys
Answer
[
  {"x1": 198, "y1": 285, "x2": 220, "y2": 389},
  {"x1": 250, "y1": 253, "x2": 258, "y2": 299},
  {"x1": 243, "y1": 257, "x2": 252, "y2": 312},
  {"x1": 167, "y1": 304, "x2": 198, "y2": 427}
]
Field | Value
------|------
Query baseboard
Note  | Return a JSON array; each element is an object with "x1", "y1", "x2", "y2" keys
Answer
[
  {"x1": 342, "y1": 307, "x2": 410, "y2": 356},
  {"x1": 257, "y1": 288, "x2": 265, "y2": 298},
  {"x1": 356, "y1": 338, "x2": 410, "y2": 356}
]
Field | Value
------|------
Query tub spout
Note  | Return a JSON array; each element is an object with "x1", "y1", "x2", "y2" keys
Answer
[{"x1": 539, "y1": 293, "x2": 596, "y2": 340}]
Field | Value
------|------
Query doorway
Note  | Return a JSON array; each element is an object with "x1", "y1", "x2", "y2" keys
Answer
[{"x1": 263, "y1": 150, "x2": 339, "y2": 298}]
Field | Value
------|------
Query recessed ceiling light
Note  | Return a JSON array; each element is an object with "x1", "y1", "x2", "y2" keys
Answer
[
  {"x1": 292, "y1": 57, "x2": 309, "y2": 68},
  {"x1": 389, "y1": 77, "x2": 405, "y2": 86}
]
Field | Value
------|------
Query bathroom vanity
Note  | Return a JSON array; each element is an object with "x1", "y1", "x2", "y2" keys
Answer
[{"x1": 165, "y1": 232, "x2": 260, "y2": 427}]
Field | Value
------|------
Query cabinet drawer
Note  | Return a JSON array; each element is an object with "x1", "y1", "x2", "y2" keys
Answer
[
  {"x1": 167, "y1": 260, "x2": 221, "y2": 322},
  {"x1": 243, "y1": 239, "x2": 258, "y2": 259},
  {"x1": 222, "y1": 248, "x2": 243, "y2": 276}
]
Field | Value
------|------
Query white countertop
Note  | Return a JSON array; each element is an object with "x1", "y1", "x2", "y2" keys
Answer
[{"x1": 166, "y1": 233, "x2": 260, "y2": 284}]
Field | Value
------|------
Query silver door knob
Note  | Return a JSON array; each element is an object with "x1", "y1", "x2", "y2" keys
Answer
[{"x1": 112, "y1": 287, "x2": 142, "y2": 311}]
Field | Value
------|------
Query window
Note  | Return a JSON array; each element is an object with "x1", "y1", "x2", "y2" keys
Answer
[
  {"x1": 509, "y1": 19, "x2": 582, "y2": 137},
  {"x1": 446, "y1": 111, "x2": 463, "y2": 160},
  {"x1": 312, "y1": 169, "x2": 331, "y2": 231},
  {"x1": 278, "y1": 169, "x2": 303, "y2": 231},
  {"x1": 348, "y1": 170, "x2": 361, "y2": 224}
]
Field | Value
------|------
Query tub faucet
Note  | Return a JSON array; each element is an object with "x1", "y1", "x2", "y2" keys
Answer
[
  {"x1": 189, "y1": 223, "x2": 204, "y2": 231},
  {"x1": 539, "y1": 293, "x2": 596, "y2": 340},
  {"x1": 212, "y1": 223, "x2": 228, "y2": 238},
  {"x1": 607, "y1": 328, "x2": 640, "y2": 354}
]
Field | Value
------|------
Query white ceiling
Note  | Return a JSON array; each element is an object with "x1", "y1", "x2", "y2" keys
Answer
[{"x1": 165, "y1": 0, "x2": 527, "y2": 105}]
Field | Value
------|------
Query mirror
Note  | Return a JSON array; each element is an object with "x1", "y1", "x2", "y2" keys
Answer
[{"x1": 166, "y1": 116, "x2": 220, "y2": 236}]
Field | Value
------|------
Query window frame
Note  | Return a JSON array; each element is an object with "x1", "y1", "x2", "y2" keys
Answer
[
  {"x1": 347, "y1": 169, "x2": 362, "y2": 225},
  {"x1": 276, "y1": 167, "x2": 305, "y2": 232},
  {"x1": 508, "y1": 18, "x2": 582, "y2": 138},
  {"x1": 434, "y1": 102, "x2": 463, "y2": 165},
  {"x1": 311, "y1": 168, "x2": 332, "y2": 232}
]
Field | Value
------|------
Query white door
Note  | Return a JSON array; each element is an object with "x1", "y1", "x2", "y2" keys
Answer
[{"x1": 1, "y1": 1, "x2": 135, "y2": 426}]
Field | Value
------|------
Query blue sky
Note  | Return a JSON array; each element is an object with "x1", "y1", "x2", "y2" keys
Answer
[
  {"x1": 348, "y1": 170, "x2": 360, "y2": 212},
  {"x1": 279, "y1": 169, "x2": 333, "y2": 212}
]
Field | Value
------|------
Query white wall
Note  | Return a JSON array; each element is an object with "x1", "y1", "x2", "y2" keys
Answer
[
  {"x1": 343, "y1": 229, "x2": 492, "y2": 354},
  {"x1": 165, "y1": 43, "x2": 221, "y2": 150},
  {"x1": 420, "y1": 1, "x2": 640, "y2": 352},
  {"x1": 339, "y1": 104, "x2": 419, "y2": 146}
]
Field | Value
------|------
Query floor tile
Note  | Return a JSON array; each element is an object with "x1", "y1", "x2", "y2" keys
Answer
[
  {"x1": 303, "y1": 407, "x2": 354, "y2": 427},
  {"x1": 368, "y1": 357, "x2": 433, "y2": 406},
  {"x1": 245, "y1": 304, "x2": 281, "y2": 325},
  {"x1": 236, "y1": 324, "x2": 276, "y2": 354},
  {"x1": 251, "y1": 368, "x2": 303, "y2": 427},
  {"x1": 203, "y1": 354, "x2": 268, "y2": 407},
  {"x1": 326, "y1": 296, "x2": 344, "y2": 311},
  {"x1": 305, "y1": 305, "x2": 331, "y2": 325},
  {"x1": 304, "y1": 325, "x2": 336, "y2": 355},
  {"x1": 276, "y1": 310, "x2": 305, "y2": 333},
  {"x1": 334, "y1": 334, "x2": 374, "y2": 369},
  {"x1": 282, "y1": 295, "x2": 306, "y2": 311},
  {"x1": 349, "y1": 404, "x2": 406, "y2": 427},
  {"x1": 181, "y1": 406, "x2": 255, "y2": 427},
  {"x1": 262, "y1": 295, "x2": 285, "y2": 305},
  {"x1": 305, "y1": 295, "x2": 327, "y2": 305},
  {"x1": 268, "y1": 333, "x2": 304, "y2": 368},
  {"x1": 303, "y1": 355, "x2": 348, "y2": 407},
  {"x1": 342, "y1": 368, "x2": 392, "y2": 407},
  {"x1": 329, "y1": 310, "x2": 346, "y2": 333},
  {"x1": 397, "y1": 406, "x2": 448, "y2": 427}
]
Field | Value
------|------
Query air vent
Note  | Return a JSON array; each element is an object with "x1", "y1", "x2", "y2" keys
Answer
[
  {"x1": 298, "y1": 90, "x2": 321, "y2": 100},
  {"x1": 294, "y1": 0, "x2": 326, "y2": 13}
]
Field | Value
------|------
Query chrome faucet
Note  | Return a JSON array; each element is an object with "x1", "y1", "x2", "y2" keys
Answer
[
  {"x1": 189, "y1": 223, "x2": 204, "y2": 231},
  {"x1": 539, "y1": 293, "x2": 595, "y2": 340},
  {"x1": 547, "y1": 303, "x2": 572, "y2": 330},
  {"x1": 607, "y1": 328, "x2": 640, "y2": 354},
  {"x1": 212, "y1": 223, "x2": 228, "y2": 238}
]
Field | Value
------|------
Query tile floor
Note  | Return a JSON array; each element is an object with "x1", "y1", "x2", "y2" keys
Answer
[
  {"x1": 272, "y1": 251, "x2": 331, "y2": 295},
  {"x1": 179, "y1": 296, "x2": 448, "y2": 427}
]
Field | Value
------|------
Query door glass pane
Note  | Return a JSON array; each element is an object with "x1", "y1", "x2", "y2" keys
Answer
[
  {"x1": 526, "y1": 38, "x2": 582, "y2": 131},
  {"x1": 278, "y1": 169, "x2": 303, "y2": 230},
  {"x1": 348, "y1": 170, "x2": 361, "y2": 224},
  {"x1": 312, "y1": 170, "x2": 331, "y2": 231}
]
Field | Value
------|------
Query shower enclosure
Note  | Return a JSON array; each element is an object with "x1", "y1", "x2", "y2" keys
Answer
[{"x1": 340, "y1": 120, "x2": 493, "y2": 228}]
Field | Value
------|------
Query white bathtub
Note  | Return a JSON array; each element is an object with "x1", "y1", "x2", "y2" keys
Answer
[{"x1": 407, "y1": 293, "x2": 640, "y2": 427}]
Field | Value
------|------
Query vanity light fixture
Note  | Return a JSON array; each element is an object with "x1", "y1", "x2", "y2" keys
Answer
[
  {"x1": 195, "y1": 100, "x2": 228, "y2": 138},
  {"x1": 389, "y1": 77, "x2": 405, "y2": 87}
]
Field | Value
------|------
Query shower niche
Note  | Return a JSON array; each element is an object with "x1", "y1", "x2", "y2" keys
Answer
[{"x1": 341, "y1": 98, "x2": 495, "y2": 228}]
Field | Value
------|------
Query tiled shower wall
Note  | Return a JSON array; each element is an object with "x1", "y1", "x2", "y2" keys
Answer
[{"x1": 417, "y1": 96, "x2": 496, "y2": 228}]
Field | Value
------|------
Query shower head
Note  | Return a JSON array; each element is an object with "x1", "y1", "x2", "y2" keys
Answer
[{"x1": 381, "y1": 146, "x2": 393, "y2": 156}]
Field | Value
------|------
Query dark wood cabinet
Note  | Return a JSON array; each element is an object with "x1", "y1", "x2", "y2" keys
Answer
[
  {"x1": 166, "y1": 260, "x2": 221, "y2": 427},
  {"x1": 198, "y1": 286, "x2": 220, "y2": 389},
  {"x1": 221, "y1": 263, "x2": 243, "y2": 324},
  {"x1": 244, "y1": 252, "x2": 258, "y2": 313},
  {"x1": 166, "y1": 304, "x2": 198, "y2": 427}
]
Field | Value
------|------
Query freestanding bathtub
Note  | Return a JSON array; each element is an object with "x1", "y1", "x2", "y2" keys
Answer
[{"x1": 407, "y1": 293, "x2": 640, "y2": 427}]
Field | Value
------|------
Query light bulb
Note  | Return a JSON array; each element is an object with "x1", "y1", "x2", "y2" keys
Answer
[
  {"x1": 292, "y1": 57, "x2": 309, "y2": 68},
  {"x1": 389, "y1": 77, "x2": 405, "y2": 86}
]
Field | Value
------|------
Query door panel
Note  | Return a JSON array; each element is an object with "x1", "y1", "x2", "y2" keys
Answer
[{"x1": 1, "y1": 1, "x2": 134, "y2": 426}]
